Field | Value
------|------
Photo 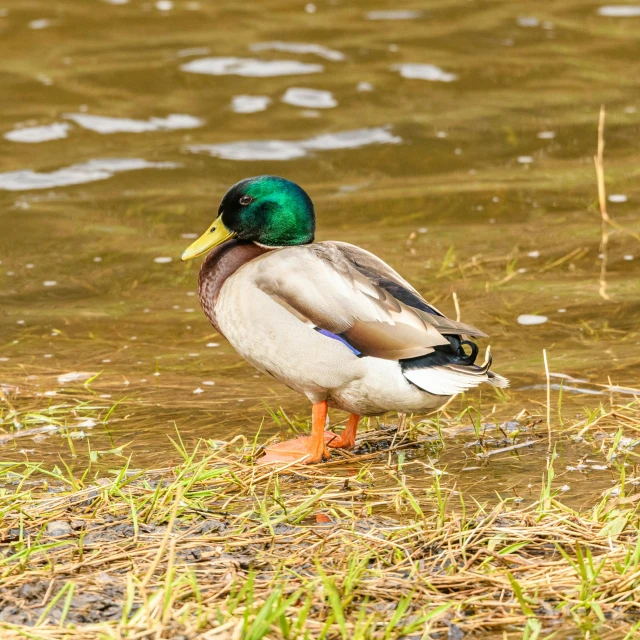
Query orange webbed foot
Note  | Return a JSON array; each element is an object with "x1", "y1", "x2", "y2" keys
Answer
[
  {"x1": 323, "y1": 431, "x2": 354, "y2": 449},
  {"x1": 258, "y1": 436, "x2": 330, "y2": 465},
  {"x1": 324, "y1": 413, "x2": 360, "y2": 450},
  {"x1": 258, "y1": 401, "x2": 331, "y2": 465}
]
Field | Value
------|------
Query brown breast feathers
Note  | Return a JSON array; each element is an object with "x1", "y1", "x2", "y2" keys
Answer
[{"x1": 197, "y1": 241, "x2": 268, "y2": 334}]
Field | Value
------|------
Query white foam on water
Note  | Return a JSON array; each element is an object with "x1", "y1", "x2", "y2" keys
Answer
[
  {"x1": 180, "y1": 57, "x2": 323, "y2": 77},
  {"x1": 282, "y1": 87, "x2": 337, "y2": 108},
  {"x1": 392, "y1": 63, "x2": 457, "y2": 82},
  {"x1": 102, "y1": 0, "x2": 129, "y2": 4},
  {"x1": 43, "y1": 280, "x2": 57, "y2": 287},
  {"x1": 598, "y1": 5, "x2": 640, "y2": 16},
  {"x1": 231, "y1": 95, "x2": 271, "y2": 113},
  {"x1": 5, "y1": 123, "x2": 71, "y2": 143},
  {"x1": 0, "y1": 158, "x2": 178, "y2": 191},
  {"x1": 250, "y1": 41, "x2": 344, "y2": 61},
  {"x1": 365, "y1": 10, "x2": 422, "y2": 19},
  {"x1": 357, "y1": 81, "x2": 373, "y2": 91},
  {"x1": 517, "y1": 155, "x2": 534, "y2": 163},
  {"x1": 65, "y1": 113, "x2": 203, "y2": 134},
  {"x1": 154, "y1": 256, "x2": 173, "y2": 264},
  {"x1": 537, "y1": 131, "x2": 555, "y2": 139},
  {"x1": 517, "y1": 314, "x2": 548, "y2": 325},
  {"x1": 608, "y1": 194, "x2": 628, "y2": 203},
  {"x1": 186, "y1": 126, "x2": 401, "y2": 161}
]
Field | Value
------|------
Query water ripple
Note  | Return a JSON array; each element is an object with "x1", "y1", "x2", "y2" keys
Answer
[
  {"x1": 365, "y1": 10, "x2": 422, "y2": 20},
  {"x1": 5, "y1": 123, "x2": 71, "y2": 143},
  {"x1": 231, "y1": 95, "x2": 271, "y2": 114},
  {"x1": 250, "y1": 41, "x2": 344, "y2": 61},
  {"x1": 180, "y1": 57, "x2": 323, "y2": 77},
  {"x1": 282, "y1": 88, "x2": 337, "y2": 108},
  {"x1": 393, "y1": 63, "x2": 458, "y2": 82},
  {"x1": 598, "y1": 5, "x2": 640, "y2": 16},
  {"x1": 0, "y1": 159, "x2": 178, "y2": 191},
  {"x1": 65, "y1": 113, "x2": 203, "y2": 134},
  {"x1": 186, "y1": 126, "x2": 401, "y2": 161}
]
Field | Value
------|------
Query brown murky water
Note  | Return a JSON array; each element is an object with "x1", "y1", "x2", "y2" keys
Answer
[{"x1": 1, "y1": 0, "x2": 640, "y2": 503}]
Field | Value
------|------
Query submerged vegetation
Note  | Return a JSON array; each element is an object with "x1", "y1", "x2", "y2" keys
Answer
[{"x1": 1, "y1": 391, "x2": 640, "y2": 638}]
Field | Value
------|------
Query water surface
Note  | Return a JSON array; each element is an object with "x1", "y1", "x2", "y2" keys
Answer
[{"x1": 1, "y1": 0, "x2": 640, "y2": 505}]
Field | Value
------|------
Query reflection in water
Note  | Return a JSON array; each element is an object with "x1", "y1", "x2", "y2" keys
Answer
[
  {"x1": 186, "y1": 126, "x2": 401, "y2": 160},
  {"x1": 180, "y1": 57, "x2": 323, "y2": 77},
  {"x1": 516, "y1": 16, "x2": 540, "y2": 27},
  {"x1": 0, "y1": 158, "x2": 177, "y2": 190},
  {"x1": 392, "y1": 63, "x2": 458, "y2": 82},
  {"x1": 231, "y1": 95, "x2": 272, "y2": 114},
  {"x1": 187, "y1": 140, "x2": 307, "y2": 161},
  {"x1": 365, "y1": 10, "x2": 422, "y2": 20},
  {"x1": 28, "y1": 18, "x2": 52, "y2": 30},
  {"x1": 5, "y1": 123, "x2": 71, "y2": 143},
  {"x1": 282, "y1": 87, "x2": 337, "y2": 109},
  {"x1": 64, "y1": 113, "x2": 203, "y2": 134},
  {"x1": 598, "y1": 6, "x2": 640, "y2": 17},
  {"x1": 517, "y1": 314, "x2": 548, "y2": 325},
  {"x1": 250, "y1": 41, "x2": 344, "y2": 61}
]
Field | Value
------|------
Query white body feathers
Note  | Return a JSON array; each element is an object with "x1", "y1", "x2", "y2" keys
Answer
[{"x1": 210, "y1": 242, "x2": 508, "y2": 416}]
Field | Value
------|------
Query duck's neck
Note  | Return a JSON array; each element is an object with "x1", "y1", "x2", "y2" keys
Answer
[{"x1": 198, "y1": 241, "x2": 268, "y2": 333}]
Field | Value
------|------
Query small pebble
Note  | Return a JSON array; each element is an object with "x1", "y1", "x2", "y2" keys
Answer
[{"x1": 46, "y1": 520, "x2": 73, "y2": 537}]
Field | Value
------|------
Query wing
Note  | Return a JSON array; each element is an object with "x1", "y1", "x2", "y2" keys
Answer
[{"x1": 253, "y1": 242, "x2": 486, "y2": 361}]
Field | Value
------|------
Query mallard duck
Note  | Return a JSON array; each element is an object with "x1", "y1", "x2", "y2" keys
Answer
[{"x1": 182, "y1": 176, "x2": 508, "y2": 464}]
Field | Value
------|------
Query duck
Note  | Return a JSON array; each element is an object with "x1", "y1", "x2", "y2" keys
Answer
[{"x1": 181, "y1": 175, "x2": 508, "y2": 464}]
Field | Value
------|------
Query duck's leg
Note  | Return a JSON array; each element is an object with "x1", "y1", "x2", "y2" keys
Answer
[
  {"x1": 259, "y1": 401, "x2": 331, "y2": 465},
  {"x1": 324, "y1": 413, "x2": 360, "y2": 449}
]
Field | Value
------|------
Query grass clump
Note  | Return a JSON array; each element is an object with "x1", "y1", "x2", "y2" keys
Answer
[{"x1": 0, "y1": 401, "x2": 640, "y2": 639}]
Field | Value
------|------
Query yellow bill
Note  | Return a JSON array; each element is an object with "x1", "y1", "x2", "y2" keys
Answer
[{"x1": 181, "y1": 216, "x2": 235, "y2": 261}]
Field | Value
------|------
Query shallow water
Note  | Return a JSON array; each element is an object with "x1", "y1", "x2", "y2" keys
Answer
[{"x1": 1, "y1": 0, "x2": 640, "y2": 503}]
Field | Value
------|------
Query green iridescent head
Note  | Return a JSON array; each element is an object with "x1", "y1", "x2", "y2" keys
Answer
[{"x1": 181, "y1": 176, "x2": 315, "y2": 260}]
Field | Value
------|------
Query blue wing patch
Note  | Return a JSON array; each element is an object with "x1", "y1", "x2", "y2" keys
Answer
[{"x1": 314, "y1": 328, "x2": 361, "y2": 355}]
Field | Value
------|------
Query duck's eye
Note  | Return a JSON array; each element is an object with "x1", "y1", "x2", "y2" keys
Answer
[{"x1": 239, "y1": 195, "x2": 252, "y2": 206}]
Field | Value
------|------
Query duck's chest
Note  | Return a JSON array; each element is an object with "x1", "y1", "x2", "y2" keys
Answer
[{"x1": 197, "y1": 241, "x2": 268, "y2": 334}]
